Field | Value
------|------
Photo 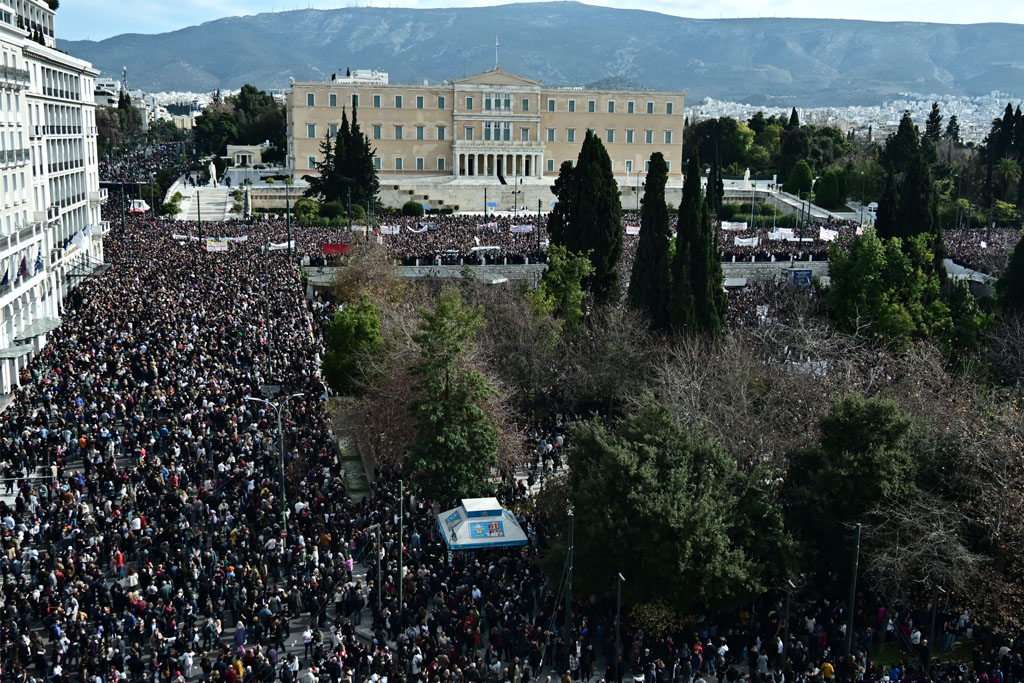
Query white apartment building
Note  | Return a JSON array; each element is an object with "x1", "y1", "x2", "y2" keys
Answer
[{"x1": 0, "y1": 0, "x2": 104, "y2": 396}]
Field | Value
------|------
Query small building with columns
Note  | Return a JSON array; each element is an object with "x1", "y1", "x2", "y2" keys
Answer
[{"x1": 286, "y1": 67, "x2": 685, "y2": 189}]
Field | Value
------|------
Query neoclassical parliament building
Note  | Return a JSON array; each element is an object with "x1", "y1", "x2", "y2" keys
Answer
[{"x1": 286, "y1": 67, "x2": 685, "y2": 185}]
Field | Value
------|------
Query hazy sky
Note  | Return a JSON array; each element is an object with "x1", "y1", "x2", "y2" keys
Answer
[{"x1": 60, "y1": 0, "x2": 1024, "y2": 41}]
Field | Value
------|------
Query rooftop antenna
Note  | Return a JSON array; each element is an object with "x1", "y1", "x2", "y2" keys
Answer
[{"x1": 495, "y1": 35, "x2": 499, "y2": 70}]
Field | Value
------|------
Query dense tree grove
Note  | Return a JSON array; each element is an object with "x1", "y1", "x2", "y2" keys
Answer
[{"x1": 193, "y1": 84, "x2": 286, "y2": 161}]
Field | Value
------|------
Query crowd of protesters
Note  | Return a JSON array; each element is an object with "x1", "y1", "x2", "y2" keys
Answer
[
  {"x1": 942, "y1": 228, "x2": 1020, "y2": 276},
  {"x1": 100, "y1": 144, "x2": 190, "y2": 185},
  {"x1": 0, "y1": 199, "x2": 1016, "y2": 683}
]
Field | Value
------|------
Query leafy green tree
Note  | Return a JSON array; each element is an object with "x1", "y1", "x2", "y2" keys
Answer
[
  {"x1": 627, "y1": 152, "x2": 673, "y2": 330},
  {"x1": 548, "y1": 130, "x2": 622, "y2": 301},
  {"x1": 402, "y1": 200, "x2": 424, "y2": 217},
  {"x1": 670, "y1": 154, "x2": 727, "y2": 336},
  {"x1": 925, "y1": 102, "x2": 944, "y2": 141},
  {"x1": 566, "y1": 400, "x2": 767, "y2": 611},
  {"x1": 784, "y1": 159, "x2": 813, "y2": 195},
  {"x1": 407, "y1": 290, "x2": 499, "y2": 504},
  {"x1": 785, "y1": 394, "x2": 918, "y2": 574},
  {"x1": 814, "y1": 168, "x2": 843, "y2": 209},
  {"x1": 322, "y1": 295, "x2": 384, "y2": 395},
  {"x1": 997, "y1": 233, "x2": 1024, "y2": 313},
  {"x1": 827, "y1": 230, "x2": 950, "y2": 344},
  {"x1": 532, "y1": 245, "x2": 594, "y2": 333}
]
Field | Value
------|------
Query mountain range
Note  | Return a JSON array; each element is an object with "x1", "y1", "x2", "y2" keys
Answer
[{"x1": 58, "y1": 2, "x2": 1024, "y2": 106}]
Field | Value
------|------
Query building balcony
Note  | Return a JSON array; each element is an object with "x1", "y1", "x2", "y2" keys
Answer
[
  {"x1": 89, "y1": 188, "x2": 107, "y2": 206},
  {"x1": 33, "y1": 205, "x2": 58, "y2": 224},
  {"x1": 0, "y1": 220, "x2": 43, "y2": 257},
  {"x1": 0, "y1": 65, "x2": 30, "y2": 90}
]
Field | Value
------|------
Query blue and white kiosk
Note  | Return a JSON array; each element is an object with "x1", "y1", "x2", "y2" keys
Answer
[{"x1": 437, "y1": 497, "x2": 529, "y2": 550}]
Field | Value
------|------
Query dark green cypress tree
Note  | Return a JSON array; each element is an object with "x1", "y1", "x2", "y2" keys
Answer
[
  {"x1": 997, "y1": 233, "x2": 1024, "y2": 313},
  {"x1": 669, "y1": 157, "x2": 698, "y2": 332},
  {"x1": 670, "y1": 154, "x2": 726, "y2": 336},
  {"x1": 786, "y1": 107, "x2": 800, "y2": 130},
  {"x1": 548, "y1": 160, "x2": 576, "y2": 247},
  {"x1": 348, "y1": 106, "x2": 380, "y2": 208},
  {"x1": 694, "y1": 196, "x2": 728, "y2": 337},
  {"x1": 876, "y1": 113, "x2": 937, "y2": 240},
  {"x1": 627, "y1": 152, "x2": 672, "y2": 330},
  {"x1": 924, "y1": 102, "x2": 943, "y2": 140},
  {"x1": 302, "y1": 131, "x2": 336, "y2": 201},
  {"x1": 334, "y1": 108, "x2": 351, "y2": 196},
  {"x1": 563, "y1": 130, "x2": 623, "y2": 301}
]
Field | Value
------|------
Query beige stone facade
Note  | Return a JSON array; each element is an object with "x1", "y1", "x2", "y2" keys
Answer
[{"x1": 286, "y1": 67, "x2": 684, "y2": 182}]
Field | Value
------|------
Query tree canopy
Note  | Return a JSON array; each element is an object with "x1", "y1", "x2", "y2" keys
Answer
[
  {"x1": 406, "y1": 290, "x2": 499, "y2": 504},
  {"x1": 565, "y1": 400, "x2": 771, "y2": 611}
]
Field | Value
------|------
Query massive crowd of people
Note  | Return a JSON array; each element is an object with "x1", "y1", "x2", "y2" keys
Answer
[
  {"x1": 99, "y1": 144, "x2": 190, "y2": 185},
  {"x1": 0, "y1": 160, "x2": 1018, "y2": 681}
]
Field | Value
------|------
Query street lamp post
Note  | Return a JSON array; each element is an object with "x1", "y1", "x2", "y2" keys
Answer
[
  {"x1": 195, "y1": 188, "x2": 203, "y2": 246},
  {"x1": 783, "y1": 579, "x2": 796, "y2": 669},
  {"x1": 285, "y1": 179, "x2": 293, "y2": 260},
  {"x1": 615, "y1": 573, "x2": 625, "y2": 683},
  {"x1": 954, "y1": 174, "x2": 961, "y2": 229},
  {"x1": 367, "y1": 522, "x2": 383, "y2": 616},
  {"x1": 244, "y1": 392, "x2": 302, "y2": 531},
  {"x1": 860, "y1": 171, "x2": 866, "y2": 227}
]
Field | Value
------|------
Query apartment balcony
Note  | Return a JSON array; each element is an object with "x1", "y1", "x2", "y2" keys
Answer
[
  {"x1": 89, "y1": 188, "x2": 107, "y2": 207},
  {"x1": 0, "y1": 65, "x2": 30, "y2": 90},
  {"x1": 33, "y1": 205, "x2": 59, "y2": 224}
]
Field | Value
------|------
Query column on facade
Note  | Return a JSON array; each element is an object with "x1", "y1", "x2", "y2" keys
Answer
[
  {"x1": 536, "y1": 155, "x2": 542, "y2": 178},
  {"x1": 514, "y1": 154, "x2": 520, "y2": 178}
]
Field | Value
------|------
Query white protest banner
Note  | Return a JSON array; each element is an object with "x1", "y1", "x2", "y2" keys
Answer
[
  {"x1": 510, "y1": 225, "x2": 534, "y2": 234},
  {"x1": 819, "y1": 227, "x2": 838, "y2": 242},
  {"x1": 267, "y1": 240, "x2": 295, "y2": 251},
  {"x1": 205, "y1": 240, "x2": 228, "y2": 252},
  {"x1": 379, "y1": 226, "x2": 400, "y2": 235},
  {"x1": 625, "y1": 225, "x2": 641, "y2": 235},
  {"x1": 734, "y1": 236, "x2": 759, "y2": 247},
  {"x1": 721, "y1": 221, "x2": 748, "y2": 231}
]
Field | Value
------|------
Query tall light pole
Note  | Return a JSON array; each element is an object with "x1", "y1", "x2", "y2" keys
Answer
[
  {"x1": 244, "y1": 392, "x2": 302, "y2": 530},
  {"x1": 860, "y1": 171, "x2": 866, "y2": 226},
  {"x1": 954, "y1": 174, "x2": 961, "y2": 229},
  {"x1": 843, "y1": 523, "x2": 862, "y2": 661},
  {"x1": 615, "y1": 573, "x2": 625, "y2": 683},
  {"x1": 635, "y1": 169, "x2": 642, "y2": 213},
  {"x1": 367, "y1": 522, "x2": 382, "y2": 615},
  {"x1": 285, "y1": 178, "x2": 293, "y2": 260},
  {"x1": 783, "y1": 579, "x2": 796, "y2": 669}
]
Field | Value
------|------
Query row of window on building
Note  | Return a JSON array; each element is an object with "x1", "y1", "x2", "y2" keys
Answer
[
  {"x1": 306, "y1": 155, "x2": 667, "y2": 174},
  {"x1": 305, "y1": 122, "x2": 674, "y2": 145},
  {"x1": 305, "y1": 91, "x2": 676, "y2": 115}
]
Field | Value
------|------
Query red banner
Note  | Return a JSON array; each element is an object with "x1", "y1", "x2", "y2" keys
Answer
[{"x1": 322, "y1": 243, "x2": 353, "y2": 255}]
